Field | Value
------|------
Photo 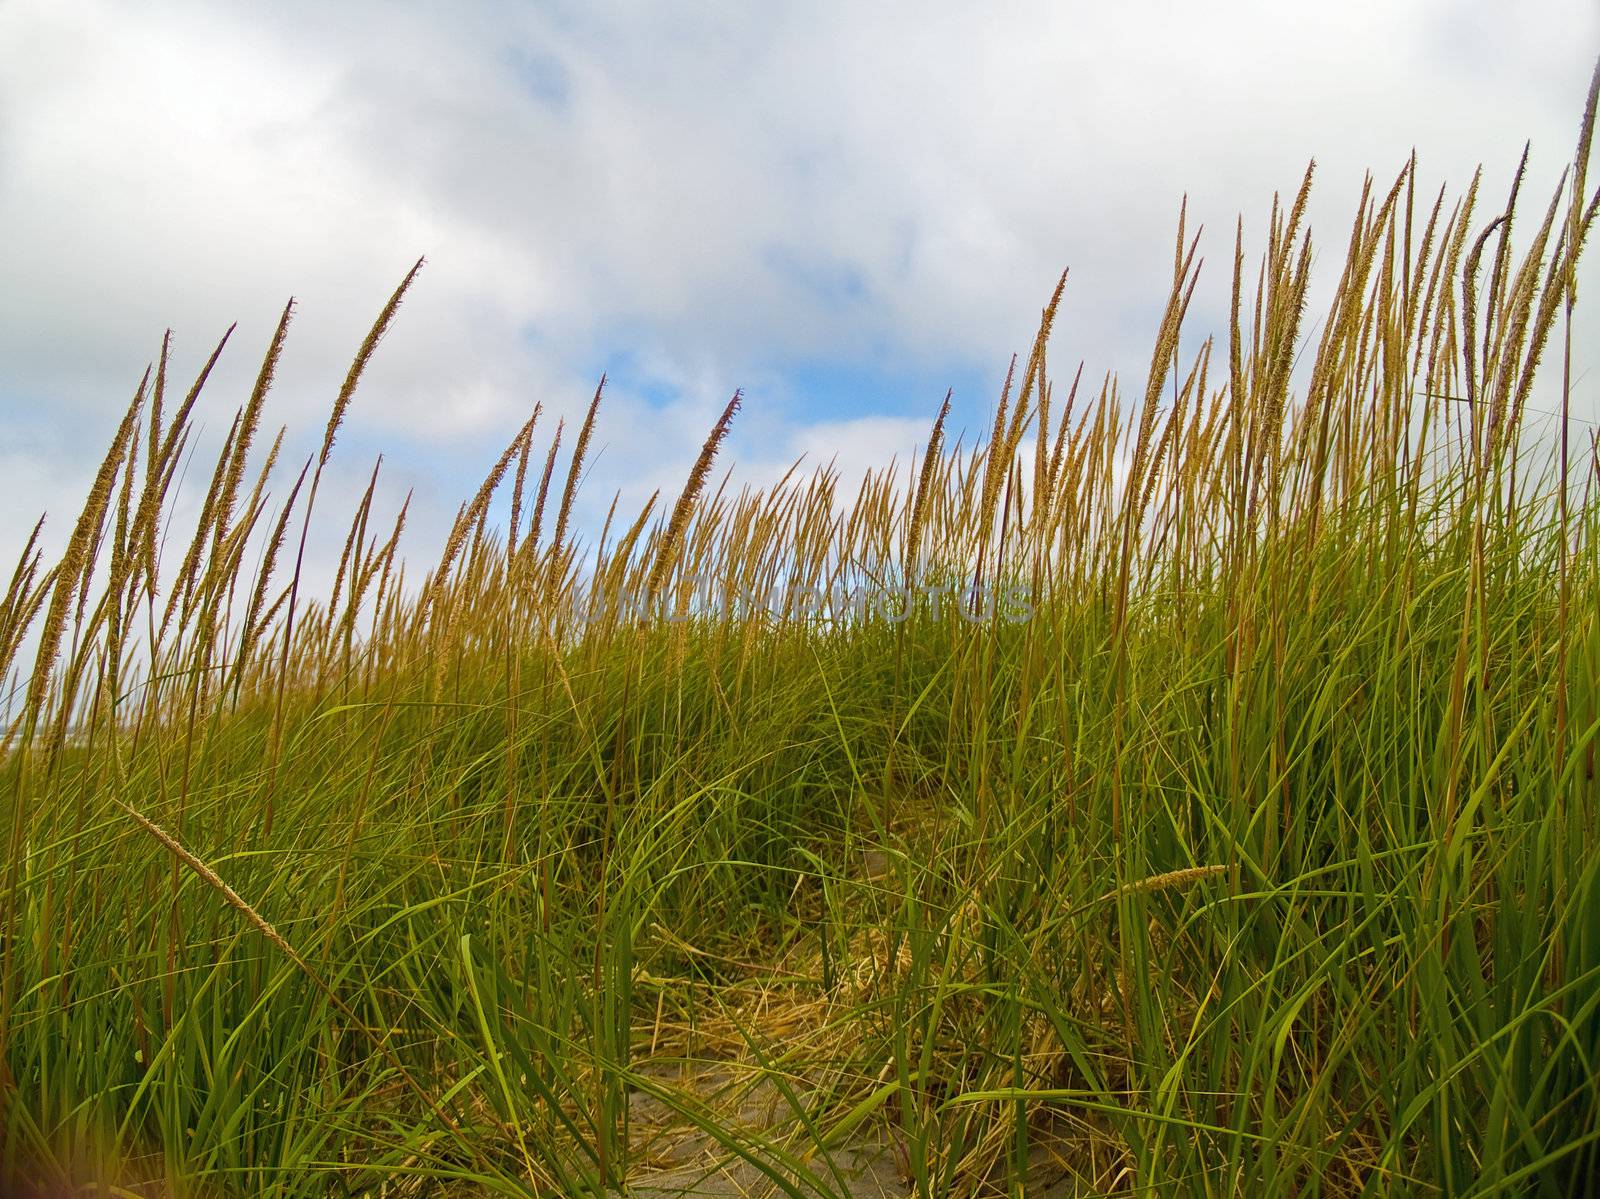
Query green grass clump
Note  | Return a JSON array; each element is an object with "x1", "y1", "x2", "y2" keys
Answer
[{"x1": 3, "y1": 68, "x2": 1600, "y2": 1198}]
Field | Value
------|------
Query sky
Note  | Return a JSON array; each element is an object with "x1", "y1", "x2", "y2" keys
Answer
[{"x1": 2, "y1": 0, "x2": 1598, "y2": 590}]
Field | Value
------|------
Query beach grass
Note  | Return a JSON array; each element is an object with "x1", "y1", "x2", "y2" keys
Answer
[{"x1": 2, "y1": 64, "x2": 1599, "y2": 1197}]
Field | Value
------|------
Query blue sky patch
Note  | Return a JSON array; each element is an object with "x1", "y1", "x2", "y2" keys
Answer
[
  {"x1": 761, "y1": 243, "x2": 869, "y2": 308},
  {"x1": 507, "y1": 47, "x2": 571, "y2": 113},
  {"x1": 776, "y1": 356, "x2": 999, "y2": 432}
]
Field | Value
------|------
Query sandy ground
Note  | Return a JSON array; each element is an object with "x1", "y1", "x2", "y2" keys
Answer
[{"x1": 616, "y1": 1060, "x2": 1084, "y2": 1197}]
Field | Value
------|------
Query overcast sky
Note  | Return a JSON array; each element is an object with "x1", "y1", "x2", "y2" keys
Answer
[{"x1": 2, "y1": 0, "x2": 1597, "y2": 585}]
